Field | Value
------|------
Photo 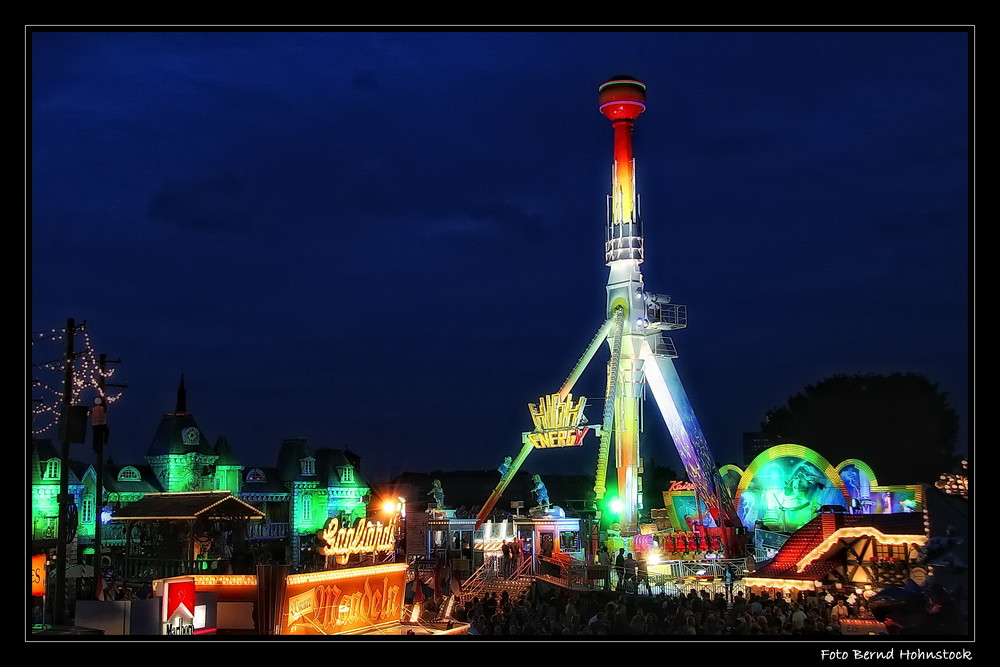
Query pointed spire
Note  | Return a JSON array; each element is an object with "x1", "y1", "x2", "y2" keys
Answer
[{"x1": 176, "y1": 373, "x2": 187, "y2": 413}]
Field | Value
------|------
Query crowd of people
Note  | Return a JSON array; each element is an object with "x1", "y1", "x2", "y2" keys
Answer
[{"x1": 455, "y1": 585, "x2": 878, "y2": 637}]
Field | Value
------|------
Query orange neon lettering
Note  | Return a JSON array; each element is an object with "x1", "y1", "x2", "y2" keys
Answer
[{"x1": 319, "y1": 516, "x2": 397, "y2": 557}]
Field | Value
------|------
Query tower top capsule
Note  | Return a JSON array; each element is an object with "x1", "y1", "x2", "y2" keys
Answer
[{"x1": 599, "y1": 76, "x2": 646, "y2": 121}]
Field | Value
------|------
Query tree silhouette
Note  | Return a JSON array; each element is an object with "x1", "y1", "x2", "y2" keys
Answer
[
  {"x1": 761, "y1": 372, "x2": 960, "y2": 485},
  {"x1": 641, "y1": 457, "x2": 681, "y2": 511}
]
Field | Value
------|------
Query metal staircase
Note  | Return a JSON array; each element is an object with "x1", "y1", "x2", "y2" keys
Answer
[{"x1": 459, "y1": 555, "x2": 534, "y2": 603}]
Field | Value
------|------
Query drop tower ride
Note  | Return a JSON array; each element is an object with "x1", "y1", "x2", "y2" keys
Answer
[
  {"x1": 476, "y1": 77, "x2": 742, "y2": 552},
  {"x1": 594, "y1": 76, "x2": 740, "y2": 537}
]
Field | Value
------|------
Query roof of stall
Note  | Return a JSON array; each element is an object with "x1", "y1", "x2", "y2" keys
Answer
[{"x1": 111, "y1": 491, "x2": 264, "y2": 521}]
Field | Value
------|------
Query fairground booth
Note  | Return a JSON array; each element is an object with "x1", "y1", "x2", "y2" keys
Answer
[
  {"x1": 73, "y1": 508, "x2": 469, "y2": 636},
  {"x1": 656, "y1": 444, "x2": 967, "y2": 617}
]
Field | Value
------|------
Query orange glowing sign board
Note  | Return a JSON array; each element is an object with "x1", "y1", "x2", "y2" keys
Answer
[
  {"x1": 318, "y1": 515, "x2": 397, "y2": 558},
  {"x1": 31, "y1": 554, "x2": 46, "y2": 597},
  {"x1": 281, "y1": 564, "x2": 406, "y2": 635}
]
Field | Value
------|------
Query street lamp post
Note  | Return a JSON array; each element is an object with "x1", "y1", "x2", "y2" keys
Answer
[{"x1": 54, "y1": 318, "x2": 76, "y2": 626}]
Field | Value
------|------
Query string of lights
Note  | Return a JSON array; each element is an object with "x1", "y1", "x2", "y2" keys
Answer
[
  {"x1": 934, "y1": 459, "x2": 969, "y2": 500},
  {"x1": 30, "y1": 322, "x2": 124, "y2": 436}
]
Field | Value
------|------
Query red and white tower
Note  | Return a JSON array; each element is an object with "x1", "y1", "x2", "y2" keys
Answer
[
  {"x1": 591, "y1": 76, "x2": 740, "y2": 538},
  {"x1": 477, "y1": 77, "x2": 741, "y2": 550}
]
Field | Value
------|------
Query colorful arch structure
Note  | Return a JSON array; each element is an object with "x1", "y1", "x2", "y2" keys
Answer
[{"x1": 733, "y1": 444, "x2": 849, "y2": 533}]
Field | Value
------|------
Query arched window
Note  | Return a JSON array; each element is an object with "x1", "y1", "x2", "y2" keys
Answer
[
  {"x1": 117, "y1": 467, "x2": 141, "y2": 481},
  {"x1": 302, "y1": 493, "x2": 313, "y2": 523},
  {"x1": 339, "y1": 466, "x2": 354, "y2": 484},
  {"x1": 246, "y1": 468, "x2": 266, "y2": 483},
  {"x1": 43, "y1": 459, "x2": 60, "y2": 480},
  {"x1": 81, "y1": 493, "x2": 95, "y2": 525}
]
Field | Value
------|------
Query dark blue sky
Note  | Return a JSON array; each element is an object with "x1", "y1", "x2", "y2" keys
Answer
[{"x1": 29, "y1": 30, "x2": 971, "y2": 484}]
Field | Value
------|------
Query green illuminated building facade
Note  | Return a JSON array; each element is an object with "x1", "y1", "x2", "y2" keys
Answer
[{"x1": 30, "y1": 377, "x2": 370, "y2": 569}]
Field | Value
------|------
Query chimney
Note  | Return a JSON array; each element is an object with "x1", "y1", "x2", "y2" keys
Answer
[
  {"x1": 821, "y1": 512, "x2": 843, "y2": 538},
  {"x1": 176, "y1": 373, "x2": 187, "y2": 413}
]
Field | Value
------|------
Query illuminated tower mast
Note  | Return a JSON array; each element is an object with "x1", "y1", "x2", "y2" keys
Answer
[
  {"x1": 596, "y1": 77, "x2": 649, "y2": 531},
  {"x1": 475, "y1": 77, "x2": 741, "y2": 550},
  {"x1": 593, "y1": 76, "x2": 741, "y2": 536}
]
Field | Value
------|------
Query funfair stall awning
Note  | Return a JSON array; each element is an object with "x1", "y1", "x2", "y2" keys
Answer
[{"x1": 111, "y1": 491, "x2": 265, "y2": 521}]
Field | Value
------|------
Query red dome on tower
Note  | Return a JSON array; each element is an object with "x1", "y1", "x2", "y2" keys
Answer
[{"x1": 598, "y1": 76, "x2": 646, "y2": 121}]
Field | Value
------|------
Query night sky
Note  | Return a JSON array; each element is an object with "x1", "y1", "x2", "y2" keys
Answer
[{"x1": 29, "y1": 30, "x2": 971, "y2": 485}]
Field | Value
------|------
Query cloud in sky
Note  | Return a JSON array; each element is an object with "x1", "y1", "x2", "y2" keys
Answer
[{"x1": 29, "y1": 29, "x2": 970, "y2": 482}]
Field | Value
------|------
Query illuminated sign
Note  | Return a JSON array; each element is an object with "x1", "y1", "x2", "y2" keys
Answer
[
  {"x1": 840, "y1": 619, "x2": 887, "y2": 635},
  {"x1": 318, "y1": 515, "x2": 397, "y2": 558},
  {"x1": 282, "y1": 564, "x2": 406, "y2": 635},
  {"x1": 526, "y1": 394, "x2": 589, "y2": 448},
  {"x1": 31, "y1": 554, "x2": 46, "y2": 597},
  {"x1": 161, "y1": 577, "x2": 196, "y2": 636},
  {"x1": 668, "y1": 480, "x2": 697, "y2": 492}
]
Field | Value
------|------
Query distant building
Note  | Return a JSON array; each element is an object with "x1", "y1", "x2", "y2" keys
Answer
[
  {"x1": 742, "y1": 431, "x2": 774, "y2": 466},
  {"x1": 30, "y1": 376, "x2": 371, "y2": 572}
]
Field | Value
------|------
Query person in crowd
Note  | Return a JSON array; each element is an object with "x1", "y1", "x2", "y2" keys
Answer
[
  {"x1": 517, "y1": 537, "x2": 525, "y2": 567},
  {"x1": 597, "y1": 544, "x2": 611, "y2": 566},
  {"x1": 612, "y1": 604, "x2": 630, "y2": 634},
  {"x1": 614, "y1": 547, "x2": 626, "y2": 591},
  {"x1": 790, "y1": 603, "x2": 807, "y2": 630},
  {"x1": 830, "y1": 598, "x2": 851, "y2": 622},
  {"x1": 629, "y1": 610, "x2": 646, "y2": 634},
  {"x1": 624, "y1": 552, "x2": 637, "y2": 592},
  {"x1": 636, "y1": 552, "x2": 652, "y2": 594}
]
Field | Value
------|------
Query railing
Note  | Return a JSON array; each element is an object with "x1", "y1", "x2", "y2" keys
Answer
[
  {"x1": 645, "y1": 301, "x2": 687, "y2": 330},
  {"x1": 100, "y1": 523, "x2": 127, "y2": 544},
  {"x1": 536, "y1": 555, "x2": 587, "y2": 585},
  {"x1": 460, "y1": 554, "x2": 535, "y2": 602},
  {"x1": 408, "y1": 554, "x2": 437, "y2": 579},
  {"x1": 510, "y1": 554, "x2": 534, "y2": 579},
  {"x1": 115, "y1": 556, "x2": 232, "y2": 583},
  {"x1": 457, "y1": 556, "x2": 494, "y2": 596},
  {"x1": 531, "y1": 556, "x2": 749, "y2": 598},
  {"x1": 649, "y1": 335, "x2": 678, "y2": 358},
  {"x1": 245, "y1": 521, "x2": 289, "y2": 539}
]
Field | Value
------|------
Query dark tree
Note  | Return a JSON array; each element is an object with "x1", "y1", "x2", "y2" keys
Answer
[
  {"x1": 641, "y1": 457, "x2": 681, "y2": 510},
  {"x1": 761, "y1": 372, "x2": 960, "y2": 485}
]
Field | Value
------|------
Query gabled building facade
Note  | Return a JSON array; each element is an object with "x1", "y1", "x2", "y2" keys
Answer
[{"x1": 30, "y1": 377, "x2": 370, "y2": 571}]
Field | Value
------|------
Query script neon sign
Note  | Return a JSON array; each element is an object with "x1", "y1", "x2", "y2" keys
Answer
[
  {"x1": 318, "y1": 515, "x2": 397, "y2": 557},
  {"x1": 282, "y1": 567, "x2": 406, "y2": 635},
  {"x1": 668, "y1": 480, "x2": 697, "y2": 492}
]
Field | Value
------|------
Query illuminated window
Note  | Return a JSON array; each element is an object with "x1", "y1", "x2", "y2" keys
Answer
[
  {"x1": 43, "y1": 459, "x2": 60, "y2": 480},
  {"x1": 117, "y1": 467, "x2": 140, "y2": 481},
  {"x1": 301, "y1": 458, "x2": 316, "y2": 476},
  {"x1": 560, "y1": 530, "x2": 581, "y2": 550},
  {"x1": 81, "y1": 494, "x2": 94, "y2": 524},
  {"x1": 40, "y1": 517, "x2": 58, "y2": 540},
  {"x1": 247, "y1": 468, "x2": 266, "y2": 483},
  {"x1": 339, "y1": 466, "x2": 354, "y2": 484},
  {"x1": 873, "y1": 543, "x2": 908, "y2": 561},
  {"x1": 302, "y1": 494, "x2": 312, "y2": 523}
]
